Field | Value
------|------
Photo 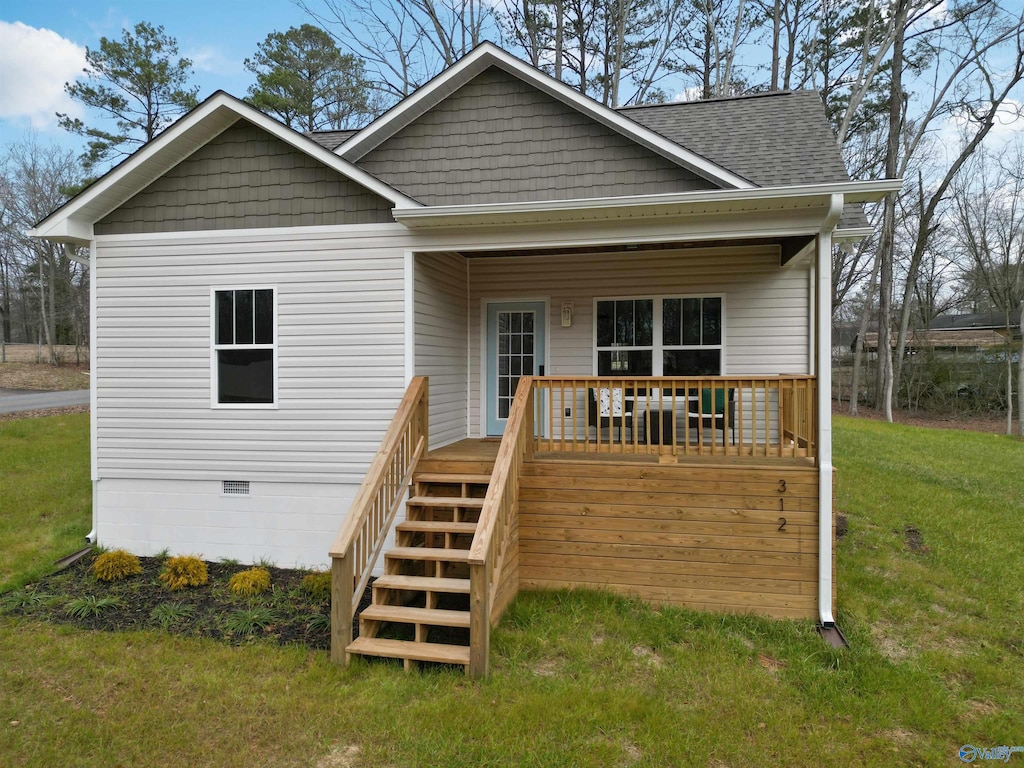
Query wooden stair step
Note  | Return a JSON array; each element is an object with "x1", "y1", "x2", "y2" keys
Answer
[
  {"x1": 414, "y1": 472, "x2": 493, "y2": 485},
  {"x1": 396, "y1": 520, "x2": 478, "y2": 535},
  {"x1": 372, "y1": 575, "x2": 471, "y2": 594},
  {"x1": 347, "y1": 636, "x2": 470, "y2": 666},
  {"x1": 386, "y1": 547, "x2": 471, "y2": 563},
  {"x1": 360, "y1": 605, "x2": 470, "y2": 628},
  {"x1": 407, "y1": 496, "x2": 485, "y2": 508}
]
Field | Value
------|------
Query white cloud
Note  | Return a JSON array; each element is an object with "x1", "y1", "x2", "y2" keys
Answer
[
  {"x1": 937, "y1": 98, "x2": 1024, "y2": 158},
  {"x1": 184, "y1": 45, "x2": 240, "y2": 76},
  {"x1": 0, "y1": 22, "x2": 87, "y2": 130}
]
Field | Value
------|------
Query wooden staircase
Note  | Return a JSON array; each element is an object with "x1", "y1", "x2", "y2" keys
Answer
[{"x1": 346, "y1": 457, "x2": 494, "y2": 671}]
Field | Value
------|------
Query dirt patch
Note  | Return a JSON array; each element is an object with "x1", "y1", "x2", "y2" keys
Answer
[
  {"x1": 1, "y1": 551, "x2": 373, "y2": 650},
  {"x1": 903, "y1": 526, "x2": 929, "y2": 553},
  {"x1": 0, "y1": 405, "x2": 89, "y2": 423},
  {"x1": 836, "y1": 514, "x2": 849, "y2": 540},
  {"x1": 757, "y1": 653, "x2": 787, "y2": 673},
  {"x1": 871, "y1": 623, "x2": 914, "y2": 662},
  {"x1": 833, "y1": 401, "x2": 1019, "y2": 435},
  {"x1": 0, "y1": 361, "x2": 90, "y2": 391},
  {"x1": 317, "y1": 745, "x2": 363, "y2": 768},
  {"x1": 961, "y1": 699, "x2": 999, "y2": 721},
  {"x1": 631, "y1": 644, "x2": 664, "y2": 668}
]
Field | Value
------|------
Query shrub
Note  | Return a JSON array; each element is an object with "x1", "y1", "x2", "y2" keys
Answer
[
  {"x1": 159, "y1": 555, "x2": 209, "y2": 591},
  {"x1": 301, "y1": 571, "x2": 331, "y2": 601},
  {"x1": 91, "y1": 549, "x2": 142, "y2": 582},
  {"x1": 65, "y1": 595, "x2": 122, "y2": 619},
  {"x1": 150, "y1": 602, "x2": 196, "y2": 628},
  {"x1": 305, "y1": 613, "x2": 331, "y2": 635},
  {"x1": 223, "y1": 606, "x2": 277, "y2": 636},
  {"x1": 228, "y1": 567, "x2": 271, "y2": 597}
]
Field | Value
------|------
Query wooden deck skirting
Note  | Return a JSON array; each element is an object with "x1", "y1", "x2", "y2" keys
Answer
[
  {"x1": 330, "y1": 377, "x2": 429, "y2": 663},
  {"x1": 518, "y1": 457, "x2": 821, "y2": 619}
]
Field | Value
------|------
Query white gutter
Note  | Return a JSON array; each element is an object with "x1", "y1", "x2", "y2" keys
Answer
[
  {"x1": 391, "y1": 179, "x2": 902, "y2": 225},
  {"x1": 817, "y1": 193, "x2": 843, "y2": 627}
]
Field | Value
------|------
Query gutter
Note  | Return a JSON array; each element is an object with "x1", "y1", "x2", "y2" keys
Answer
[
  {"x1": 817, "y1": 193, "x2": 843, "y2": 629},
  {"x1": 391, "y1": 179, "x2": 903, "y2": 225}
]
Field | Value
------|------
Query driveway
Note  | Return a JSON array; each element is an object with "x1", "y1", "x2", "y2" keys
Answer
[{"x1": 0, "y1": 388, "x2": 90, "y2": 415}]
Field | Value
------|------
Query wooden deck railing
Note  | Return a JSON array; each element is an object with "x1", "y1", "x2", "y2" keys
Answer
[
  {"x1": 330, "y1": 376, "x2": 429, "y2": 663},
  {"x1": 467, "y1": 375, "x2": 534, "y2": 677},
  {"x1": 532, "y1": 376, "x2": 816, "y2": 460}
]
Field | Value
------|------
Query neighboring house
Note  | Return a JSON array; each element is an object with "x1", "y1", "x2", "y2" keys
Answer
[
  {"x1": 862, "y1": 310, "x2": 1022, "y2": 358},
  {"x1": 31, "y1": 43, "x2": 898, "y2": 674}
]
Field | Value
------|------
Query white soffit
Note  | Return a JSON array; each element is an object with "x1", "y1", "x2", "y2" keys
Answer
[{"x1": 336, "y1": 42, "x2": 755, "y2": 191}]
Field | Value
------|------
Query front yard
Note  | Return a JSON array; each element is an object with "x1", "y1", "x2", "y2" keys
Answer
[{"x1": 1, "y1": 412, "x2": 1021, "y2": 767}]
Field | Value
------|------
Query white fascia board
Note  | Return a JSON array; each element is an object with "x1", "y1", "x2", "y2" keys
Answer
[
  {"x1": 30, "y1": 93, "x2": 419, "y2": 244},
  {"x1": 392, "y1": 179, "x2": 903, "y2": 228},
  {"x1": 337, "y1": 42, "x2": 755, "y2": 190},
  {"x1": 835, "y1": 226, "x2": 874, "y2": 242}
]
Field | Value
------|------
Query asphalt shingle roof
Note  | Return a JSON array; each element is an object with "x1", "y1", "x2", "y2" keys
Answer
[
  {"x1": 305, "y1": 129, "x2": 358, "y2": 151},
  {"x1": 618, "y1": 90, "x2": 850, "y2": 188}
]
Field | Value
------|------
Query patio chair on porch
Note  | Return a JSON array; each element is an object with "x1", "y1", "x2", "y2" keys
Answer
[
  {"x1": 688, "y1": 387, "x2": 736, "y2": 446},
  {"x1": 588, "y1": 387, "x2": 634, "y2": 442}
]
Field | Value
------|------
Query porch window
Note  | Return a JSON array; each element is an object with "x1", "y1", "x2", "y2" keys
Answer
[
  {"x1": 596, "y1": 299, "x2": 653, "y2": 375},
  {"x1": 213, "y1": 287, "x2": 276, "y2": 406},
  {"x1": 662, "y1": 297, "x2": 722, "y2": 375},
  {"x1": 595, "y1": 296, "x2": 722, "y2": 375}
]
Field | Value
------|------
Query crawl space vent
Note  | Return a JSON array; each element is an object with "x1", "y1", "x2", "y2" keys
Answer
[{"x1": 222, "y1": 480, "x2": 250, "y2": 496}]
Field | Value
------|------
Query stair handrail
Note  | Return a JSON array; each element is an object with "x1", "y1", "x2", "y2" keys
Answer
[
  {"x1": 330, "y1": 376, "x2": 429, "y2": 664},
  {"x1": 467, "y1": 375, "x2": 534, "y2": 677}
]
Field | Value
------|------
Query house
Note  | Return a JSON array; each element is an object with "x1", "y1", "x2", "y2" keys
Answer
[{"x1": 30, "y1": 43, "x2": 899, "y2": 674}]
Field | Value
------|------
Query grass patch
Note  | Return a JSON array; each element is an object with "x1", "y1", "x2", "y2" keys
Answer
[
  {"x1": 0, "y1": 413, "x2": 1021, "y2": 766},
  {"x1": 0, "y1": 412, "x2": 90, "y2": 592}
]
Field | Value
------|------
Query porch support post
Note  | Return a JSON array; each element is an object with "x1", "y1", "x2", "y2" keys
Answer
[{"x1": 816, "y1": 193, "x2": 843, "y2": 627}]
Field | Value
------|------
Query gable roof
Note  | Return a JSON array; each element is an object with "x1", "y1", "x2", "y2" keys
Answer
[
  {"x1": 31, "y1": 92, "x2": 418, "y2": 243},
  {"x1": 336, "y1": 42, "x2": 755, "y2": 190},
  {"x1": 620, "y1": 91, "x2": 849, "y2": 188}
]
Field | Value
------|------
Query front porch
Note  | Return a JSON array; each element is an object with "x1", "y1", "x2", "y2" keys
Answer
[{"x1": 329, "y1": 375, "x2": 827, "y2": 676}]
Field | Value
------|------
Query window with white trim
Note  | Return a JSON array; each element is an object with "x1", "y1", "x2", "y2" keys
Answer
[
  {"x1": 213, "y1": 288, "x2": 276, "y2": 405},
  {"x1": 595, "y1": 296, "x2": 722, "y2": 376}
]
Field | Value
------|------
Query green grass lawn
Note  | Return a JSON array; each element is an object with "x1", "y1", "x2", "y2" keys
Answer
[
  {"x1": 1, "y1": 413, "x2": 1022, "y2": 767},
  {"x1": 0, "y1": 412, "x2": 91, "y2": 592}
]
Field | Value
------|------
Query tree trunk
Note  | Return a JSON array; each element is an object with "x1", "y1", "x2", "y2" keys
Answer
[
  {"x1": 875, "y1": 0, "x2": 907, "y2": 422},
  {"x1": 1018, "y1": 298, "x2": 1023, "y2": 438},
  {"x1": 850, "y1": 254, "x2": 881, "y2": 416},
  {"x1": 770, "y1": 0, "x2": 781, "y2": 90}
]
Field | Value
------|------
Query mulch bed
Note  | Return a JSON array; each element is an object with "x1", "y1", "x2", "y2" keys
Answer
[{"x1": 2, "y1": 552, "x2": 372, "y2": 650}]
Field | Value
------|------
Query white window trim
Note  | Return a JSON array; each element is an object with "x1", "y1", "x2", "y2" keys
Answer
[
  {"x1": 592, "y1": 293, "x2": 726, "y2": 376},
  {"x1": 210, "y1": 285, "x2": 279, "y2": 410}
]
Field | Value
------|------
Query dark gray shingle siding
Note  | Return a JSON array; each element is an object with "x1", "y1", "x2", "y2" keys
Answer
[
  {"x1": 95, "y1": 120, "x2": 393, "y2": 235},
  {"x1": 620, "y1": 91, "x2": 850, "y2": 188},
  {"x1": 356, "y1": 66, "x2": 717, "y2": 205}
]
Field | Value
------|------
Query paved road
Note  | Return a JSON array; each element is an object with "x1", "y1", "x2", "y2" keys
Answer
[{"x1": 0, "y1": 388, "x2": 90, "y2": 415}]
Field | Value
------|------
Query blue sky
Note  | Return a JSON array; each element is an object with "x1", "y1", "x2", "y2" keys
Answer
[{"x1": 0, "y1": 0, "x2": 316, "y2": 153}]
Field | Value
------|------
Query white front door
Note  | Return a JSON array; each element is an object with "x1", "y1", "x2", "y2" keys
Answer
[{"x1": 485, "y1": 301, "x2": 546, "y2": 436}]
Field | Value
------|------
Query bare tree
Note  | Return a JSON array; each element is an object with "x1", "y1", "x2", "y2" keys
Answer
[
  {"x1": 890, "y1": 3, "x2": 1024, "y2": 407},
  {"x1": 296, "y1": 0, "x2": 494, "y2": 101},
  {"x1": 951, "y1": 143, "x2": 1024, "y2": 435},
  {"x1": 1, "y1": 137, "x2": 88, "y2": 363}
]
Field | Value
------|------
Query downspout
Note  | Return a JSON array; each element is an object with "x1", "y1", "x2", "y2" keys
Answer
[
  {"x1": 82, "y1": 241, "x2": 98, "y2": 544},
  {"x1": 817, "y1": 194, "x2": 843, "y2": 627}
]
